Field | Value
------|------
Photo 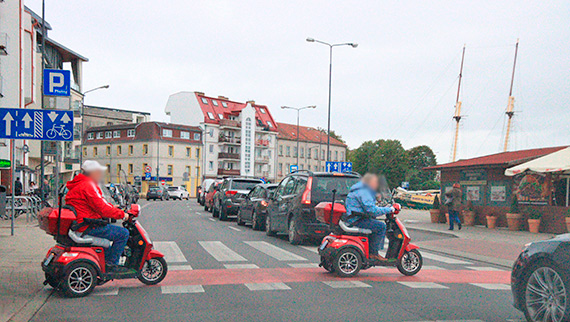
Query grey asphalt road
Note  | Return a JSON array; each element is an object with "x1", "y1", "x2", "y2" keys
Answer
[{"x1": 32, "y1": 200, "x2": 524, "y2": 322}]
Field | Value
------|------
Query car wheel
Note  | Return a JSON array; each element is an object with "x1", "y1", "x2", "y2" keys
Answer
[
  {"x1": 397, "y1": 249, "x2": 423, "y2": 276},
  {"x1": 288, "y1": 217, "x2": 303, "y2": 245},
  {"x1": 219, "y1": 205, "x2": 228, "y2": 221},
  {"x1": 523, "y1": 261, "x2": 569, "y2": 322},
  {"x1": 252, "y1": 210, "x2": 263, "y2": 231},
  {"x1": 237, "y1": 210, "x2": 245, "y2": 226},
  {"x1": 212, "y1": 202, "x2": 219, "y2": 218},
  {"x1": 265, "y1": 215, "x2": 276, "y2": 237},
  {"x1": 61, "y1": 262, "x2": 97, "y2": 298},
  {"x1": 204, "y1": 203, "x2": 209, "y2": 212},
  {"x1": 45, "y1": 273, "x2": 60, "y2": 289},
  {"x1": 333, "y1": 248, "x2": 362, "y2": 278}
]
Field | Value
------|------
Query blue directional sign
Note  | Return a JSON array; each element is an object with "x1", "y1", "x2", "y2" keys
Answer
[
  {"x1": 289, "y1": 165, "x2": 298, "y2": 173},
  {"x1": 0, "y1": 108, "x2": 74, "y2": 141},
  {"x1": 326, "y1": 161, "x2": 353, "y2": 173},
  {"x1": 43, "y1": 69, "x2": 71, "y2": 97},
  {"x1": 144, "y1": 172, "x2": 152, "y2": 181}
]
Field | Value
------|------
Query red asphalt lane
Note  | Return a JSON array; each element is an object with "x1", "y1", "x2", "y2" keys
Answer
[{"x1": 106, "y1": 267, "x2": 511, "y2": 289}]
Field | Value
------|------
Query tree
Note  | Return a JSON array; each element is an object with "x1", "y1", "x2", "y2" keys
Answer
[
  {"x1": 406, "y1": 145, "x2": 437, "y2": 190},
  {"x1": 317, "y1": 127, "x2": 345, "y2": 144}
]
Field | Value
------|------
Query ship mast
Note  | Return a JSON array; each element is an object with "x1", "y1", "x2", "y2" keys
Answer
[
  {"x1": 451, "y1": 45, "x2": 466, "y2": 162},
  {"x1": 503, "y1": 39, "x2": 519, "y2": 152}
]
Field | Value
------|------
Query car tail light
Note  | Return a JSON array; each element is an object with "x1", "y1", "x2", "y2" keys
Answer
[
  {"x1": 301, "y1": 177, "x2": 313, "y2": 205},
  {"x1": 261, "y1": 200, "x2": 268, "y2": 207},
  {"x1": 226, "y1": 190, "x2": 237, "y2": 196}
]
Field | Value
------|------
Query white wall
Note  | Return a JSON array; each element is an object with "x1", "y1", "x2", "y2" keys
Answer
[
  {"x1": 164, "y1": 91, "x2": 203, "y2": 126},
  {"x1": 240, "y1": 103, "x2": 255, "y2": 177}
]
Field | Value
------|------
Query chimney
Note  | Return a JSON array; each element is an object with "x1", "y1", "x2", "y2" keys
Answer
[
  {"x1": 195, "y1": 91, "x2": 205, "y2": 96},
  {"x1": 246, "y1": 100, "x2": 255, "y2": 105},
  {"x1": 218, "y1": 96, "x2": 228, "y2": 100}
]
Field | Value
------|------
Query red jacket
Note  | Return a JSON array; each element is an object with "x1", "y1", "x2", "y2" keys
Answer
[{"x1": 65, "y1": 174, "x2": 125, "y2": 232}]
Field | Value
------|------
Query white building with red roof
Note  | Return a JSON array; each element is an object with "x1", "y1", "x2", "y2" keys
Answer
[{"x1": 165, "y1": 92, "x2": 278, "y2": 181}]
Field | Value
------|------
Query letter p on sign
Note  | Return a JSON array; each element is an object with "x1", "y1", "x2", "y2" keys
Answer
[{"x1": 43, "y1": 69, "x2": 70, "y2": 97}]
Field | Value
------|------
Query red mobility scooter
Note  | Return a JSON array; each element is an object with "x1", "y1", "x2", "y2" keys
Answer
[
  {"x1": 38, "y1": 193, "x2": 167, "y2": 297},
  {"x1": 316, "y1": 190, "x2": 422, "y2": 277}
]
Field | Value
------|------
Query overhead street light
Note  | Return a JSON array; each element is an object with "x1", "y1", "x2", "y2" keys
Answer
[
  {"x1": 79, "y1": 85, "x2": 110, "y2": 165},
  {"x1": 306, "y1": 37, "x2": 357, "y2": 162},
  {"x1": 281, "y1": 105, "x2": 316, "y2": 167}
]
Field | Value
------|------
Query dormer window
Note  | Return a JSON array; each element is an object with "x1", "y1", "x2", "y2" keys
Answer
[
  {"x1": 222, "y1": 102, "x2": 228, "y2": 108},
  {"x1": 267, "y1": 121, "x2": 273, "y2": 128},
  {"x1": 260, "y1": 108, "x2": 266, "y2": 114},
  {"x1": 212, "y1": 100, "x2": 218, "y2": 106},
  {"x1": 218, "y1": 114, "x2": 223, "y2": 119},
  {"x1": 207, "y1": 112, "x2": 215, "y2": 119},
  {"x1": 201, "y1": 97, "x2": 208, "y2": 104}
]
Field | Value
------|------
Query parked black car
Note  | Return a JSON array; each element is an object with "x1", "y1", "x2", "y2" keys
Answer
[
  {"x1": 237, "y1": 184, "x2": 278, "y2": 230},
  {"x1": 146, "y1": 186, "x2": 170, "y2": 201},
  {"x1": 265, "y1": 171, "x2": 360, "y2": 245},
  {"x1": 213, "y1": 177, "x2": 264, "y2": 221},
  {"x1": 511, "y1": 234, "x2": 570, "y2": 321}
]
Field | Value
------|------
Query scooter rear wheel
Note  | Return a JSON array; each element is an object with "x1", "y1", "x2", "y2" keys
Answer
[
  {"x1": 333, "y1": 248, "x2": 362, "y2": 277},
  {"x1": 397, "y1": 249, "x2": 423, "y2": 276},
  {"x1": 138, "y1": 257, "x2": 168, "y2": 285},
  {"x1": 61, "y1": 262, "x2": 97, "y2": 298}
]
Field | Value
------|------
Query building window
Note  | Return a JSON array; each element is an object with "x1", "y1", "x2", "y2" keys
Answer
[
  {"x1": 278, "y1": 163, "x2": 282, "y2": 174},
  {"x1": 286, "y1": 146, "x2": 291, "y2": 157},
  {"x1": 87, "y1": 133, "x2": 94, "y2": 140},
  {"x1": 267, "y1": 121, "x2": 273, "y2": 128},
  {"x1": 300, "y1": 147, "x2": 304, "y2": 158},
  {"x1": 143, "y1": 144, "x2": 148, "y2": 155},
  {"x1": 143, "y1": 163, "x2": 148, "y2": 174},
  {"x1": 321, "y1": 149, "x2": 325, "y2": 160},
  {"x1": 260, "y1": 108, "x2": 266, "y2": 114},
  {"x1": 167, "y1": 165, "x2": 173, "y2": 176},
  {"x1": 117, "y1": 164, "x2": 122, "y2": 174},
  {"x1": 335, "y1": 151, "x2": 338, "y2": 161},
  {"x1": 113, "y1": 130, "x2": 121, "y2": 138},
  {"x1": 128, "y1": 145, "x2": 133, "y2": 155},
  {"x1": 209, "y1": 145, "x2": 214, "y2": 153},
  {"x1": 181, "y1": 131, "x2": 190, "y2": 139},
  {"x1": 128, "y1": 164, "x2": 133, "y2": 174},
  {"x1": 168, "y1": 145, "x2": 174, "y2": 156},
  {"x1": 218, "y1": 114, "x2": 223, "y2": 119},
  {"x1": 193, "y1": 147, "x2": 200, "y2": 159},
  {"x1": 207, "y1": 112, "x2": 215, "y2": 120},
  {"x1": 208, "y1": 161, "x2": 213, "y2": 170},
  {"x1": 83, "y1": 147, "x2": 87, "y2": 157},
  {"x1": 186, "y1": 147, "x2": 191, "y2": 157},
  {"x1": 308, "y1": 165, "x2": 311, "y2": 171},
  {"x1": 208, "y1": 129, "x2": 214, "y2": 137},
  {"x1": 196, "y1": 166, "x2": 200, "y2": 176},
  {"x1": 127, "y1": 129, "x2": 135, "y2": 137},
  {"x1": 341, "y1": 151, "x2": 344, "y2": 161},
  {"x1": 93, "y1": 147, "x2": 98, "y2": 156},
  {"x1": 117, "y1": 145, "x2": 122, "y2": 155},
  {"x1": 193, "y1": 133, "x2": 201, "y2": 140},
  {"x1": 201, "y1": 97, "x2": 208, "y2": 104},
  {"x1": 279, "y1": 145, "x2": 283, "y2": 156},
  {"x1": 96, "y1": 132, "x2": 103, "y2": 139},
  {"x1": 293, "y1": 147, "x2": 298, "y2": 158},
  {"x1": 222, "y1": 101, "x2": 228, "y2": 108},
  {"x1": 212, "y1": 100, "x2": 218, "y2": 106},
  {"x1": 105, "y1": 131, "x2": 112, "y2": 139},
  {"x1": 185, "y1": 166, "x2": 191, "y2": 178},
  {"x1": 163, "y1": 129, "x2": 173, "y2": 137},
  {"x1": 286, "y1": 163, "x2": 290, "y2": 173},
  {"x1": 106, "y1": 146, "x2": 111, "y2": 156},
  {"x1": 307, "y1": 148, "x2": 311, "y2": 159}
]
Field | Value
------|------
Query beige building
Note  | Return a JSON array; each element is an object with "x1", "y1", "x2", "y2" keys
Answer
[
  {"x1": 276, "y1": 122, "x2": 347, "y2": 180},
  {"x1": 83, "y1": 122, "x2": 203, "y2": 197}
]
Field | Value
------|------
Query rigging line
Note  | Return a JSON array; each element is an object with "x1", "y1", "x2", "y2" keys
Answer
[{"x1": 475, "y1": 113, "x2": 505, "y2": 155}]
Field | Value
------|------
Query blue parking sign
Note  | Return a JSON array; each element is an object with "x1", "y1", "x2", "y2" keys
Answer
[
  {"x1": 290, "y1": 165, "x2": 298, "y2": 173},
  {"x1": 145, "y1": 172, "x2": 152, "y2": 181},
  {"x1": 44, "y1": 69, "x2": 71, "y2": 97}
]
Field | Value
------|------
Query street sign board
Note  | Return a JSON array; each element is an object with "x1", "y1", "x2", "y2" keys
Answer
[
  {"x1": 43, "y1": 69, "x2": 71, "y2": 96},
  {"x1": 0, "y1": 159, "x2": 10, "y2": 168},
  {"x1": 290, "y1": 165, "x2": 298, "y2": 173},
  {"x1": 0, "y1": 108, "x2": 74, "y2": 141},
  {"x1": 326, "y1": 161, "x2": 353, "y2": 173},
  {"x1": 144, "y1": 172, "x2": 151, "y2": 181},
  {"x1": 144, "y1": 165, "x2": 152, "y2": 173}
]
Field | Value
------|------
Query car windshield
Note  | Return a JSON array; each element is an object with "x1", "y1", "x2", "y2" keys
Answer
[
  {"x1": 167, "y1": 187, "x2": 178, "y2": 191},
  {"x1": 149, "y1": 187, "x2": 160, "y2": 191},
  {"x1": 311, "y1": 175, "x2": 360, "y2": 202},
  {"x1": 231, "y1": 180, "x2": 262, "y2": 191}
]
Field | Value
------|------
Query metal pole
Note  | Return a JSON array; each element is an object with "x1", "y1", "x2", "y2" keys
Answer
[
  {"x1": 156, "y1": 123, "x2": 160, "y2": 185},
  {"x1": 326, "y1": 45, "x2": 332, "y2": 162},
  {"x1": 79, "y1": 96, "x2": 84, "y2": 166},
  {"x1": 10, "y1": 140, "x2": 15, "y2": 236},
  {"x1": 39, "y1": 0, "x2": 46, "y2": 204},
  {"x1": 296, "y1": 109, "x2": 300, "y2": 166},
  {"x1": 566, "y1": 177, "x2": 569, "y2": 207}
]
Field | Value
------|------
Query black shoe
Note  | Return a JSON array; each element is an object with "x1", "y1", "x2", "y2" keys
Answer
[
  {"x1": 448, "y1": 228, "x2": 454, "y2": 231},
  {"x1": 458, "y1": 223, "x2": 462, "y2": 230},
  {"x1": 106, "y1": 264, "x2": 130, "y2": 273}
]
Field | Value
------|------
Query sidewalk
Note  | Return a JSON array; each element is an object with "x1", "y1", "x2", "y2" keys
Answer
[
  {"x1": 399, "y1": 209, "x2": 557, "y2": 268},
  {"x1": 0, "y1": 216, "x2": 53, "y2": 322}
]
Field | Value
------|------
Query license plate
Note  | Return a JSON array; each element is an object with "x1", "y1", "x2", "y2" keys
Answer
[
  {"x1": 319, "y1": 240, "x2": 329, "y2": 251},
  {"x1": 43, "y1": 253, "x2": 55, "y2": 267}
]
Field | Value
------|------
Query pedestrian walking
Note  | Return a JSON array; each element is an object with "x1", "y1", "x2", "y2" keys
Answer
[
  {"x1": 14, "y1": 177, "x2": 23, "y2": 196},
  {"x1": 445, "y1": 183, "x2": 462, "y2": 230}
]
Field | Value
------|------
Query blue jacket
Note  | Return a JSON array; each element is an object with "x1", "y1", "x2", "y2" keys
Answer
[{"x1": 344, "y1": 181, "x2": 393, "y2": 225}]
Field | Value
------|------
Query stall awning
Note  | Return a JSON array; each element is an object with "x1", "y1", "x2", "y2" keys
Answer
[{"x1": 505, "y1": 147, "x2": 570, "y2": 176}]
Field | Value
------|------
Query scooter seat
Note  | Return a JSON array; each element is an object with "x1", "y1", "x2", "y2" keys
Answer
[
  {"x1": 339, "y1": 220, "x2": 372, "y2": 235},
  {"x1": 68, "y1": 230, "x2": 112, "y2": 248}
]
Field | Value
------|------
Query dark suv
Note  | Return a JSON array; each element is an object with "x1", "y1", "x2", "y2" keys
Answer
[
  {"x1": 265, "y1": 171, "x2": 360, "y2": 244},
  {"x1": 213, "y1": 177, "x2": 264, "y2": 221}
]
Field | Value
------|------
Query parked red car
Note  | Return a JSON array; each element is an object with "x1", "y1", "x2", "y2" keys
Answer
[{"x1": 204, "y1": 181, "x2": 221, "y2": 212}]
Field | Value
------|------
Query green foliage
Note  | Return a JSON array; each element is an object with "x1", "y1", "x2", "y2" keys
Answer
[
  {"x1": 420, "y1": 180, "x2": 441, "y2": 190},
  {"x1": 510, "y1": 195, "x2": 520, "y2": 214},
  {"x1": 432, "y1": 195, "x2": 440, "y2": 210},
  {"x1": 316, "y1": 127, "x2": 345, "y2": 144},
  {"x1": 566, "y1": 208, "x2": 570, "y2": 218},
  {"x1": 525, "y1": 208, "x2": 543, "y2": 220}
]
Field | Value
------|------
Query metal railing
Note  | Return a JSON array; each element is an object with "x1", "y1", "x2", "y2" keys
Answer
[{"x1": 3, "y1": 195, "x2": 44, "y2": 222}]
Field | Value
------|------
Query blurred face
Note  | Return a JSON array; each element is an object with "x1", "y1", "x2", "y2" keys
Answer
[
  {"x1": 86, "y1": 169, "x2": 104, "y2": 183},
  {"x1": 366, "y1": 175, "x2": 379, "y2": 191}
]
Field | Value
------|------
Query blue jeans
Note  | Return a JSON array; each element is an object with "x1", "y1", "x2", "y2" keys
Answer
[
  {"x1": 449, "y1": 210, "x2": 461, "y2": 230},
  {"x1": 85, "y1": 225, "x2": 129, "y2": 265},
  {"x1": 354, "y1": 218, "x2": 386, "y2": 255}
]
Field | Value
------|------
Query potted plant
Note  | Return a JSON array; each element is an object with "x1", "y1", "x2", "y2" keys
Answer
[
  {"x1": 566, "y1": 209, "x2": 570, "y2": 233},
  {"x1": 462, "y1": 201, "x2": 476, "y2": 226},
  {"x1": 526, "y1": 208, "x2": 542, "y2": 233},
  {"x1": 429, "y1": 195, "x2": 440, "y2": 223},
  {"x1": 486, "y1": 213, "x2": 497, "y2": 229},
  {"x1": 506, "y1": 195, "x2": 524, "y2": 231}
]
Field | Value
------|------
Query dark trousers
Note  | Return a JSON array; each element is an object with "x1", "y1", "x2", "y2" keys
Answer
[
  {"x1": 449, "y1": 210, "x2": 461, "y2": 230},
  {"x1": 85, "y1": 225, "x2": 129, "y2": 265}
]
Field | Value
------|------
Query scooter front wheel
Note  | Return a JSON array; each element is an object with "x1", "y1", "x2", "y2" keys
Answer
[
  {"x1": 138, "y1": 257, "x2": 168, "y2": 285},
  {"x1": 397, "y1": 249, "x2": 423, "y2": 276},
  {"x1": 333, "y1": 248, "x2": 362, "y2": 277}
]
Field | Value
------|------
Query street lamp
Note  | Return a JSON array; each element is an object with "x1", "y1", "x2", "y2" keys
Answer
[
  {"x1": 281, "y1": 105, "x2": 316, "y2": 167},
  {"x1": 79, "y1": 85, "x2": 109, "y2": 165},
  {"x1": 306, "y1": 37, "x2": 357, "y2": 162}
]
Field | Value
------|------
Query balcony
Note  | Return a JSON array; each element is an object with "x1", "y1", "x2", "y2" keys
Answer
[
  {"x1": 219, "y1": 119, "x2": 240, "y2": 129},
  {"x1": 219, "y1": 152, "x2": 240, "y2": 160},
  {"x1": 255, "y1": 156, "x2": 270, "y2": 164},
  {"x1": 255, "y1": 139, "x2": 270, "y2": 147},
  {"x1": 219, "y1": 136, "x2": 241, "y2": 145},
  {"x1": 218, "y1": 169, "x2": 240, "y2": 176}
]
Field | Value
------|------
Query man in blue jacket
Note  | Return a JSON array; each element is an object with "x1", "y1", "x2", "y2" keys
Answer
[{"x1": 345, "y1": 173, "x2": 395, "y2": 261}]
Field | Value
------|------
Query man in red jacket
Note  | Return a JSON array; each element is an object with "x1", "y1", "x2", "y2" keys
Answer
[{"x1": 66, "y1": 160, "x2": 130, "y2": 272}]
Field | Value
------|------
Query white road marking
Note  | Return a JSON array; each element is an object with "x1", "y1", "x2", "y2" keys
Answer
[
  {"x1": 299, "y1": 246, "x2": 318, "y2": 254},
  {"x1": 322, "y1": 281, "x2": 371, "y2": 289},
  {"x1": 93, "y1": 287, "x2": 119, "y2": 296},
  {"x1": 244, "y1": 282, "x2": 291, "y2": 291},
  {"x1": 466, "y1": 266, "x2": 506, "y2": 272},
  {"x1": 397, "y1": 282, "x2": 448, "y2": 289},
  {"x1": 199, "y1": 241, "x2": 247, "y2": 262},
  {"x1": 161, "y1": 285, "x2": 205, "y2": 294},
  {"x1": 228, "y1": 226, "x2": 241, "y2": 232},
  {"x1": 421, "y1": 252, "x2": 472, "y2": 265},
  {"x1": 224, "y1": 263, "x2": 259, "y2": 269},
  {"x1": 153, "y1": 241, "x2": 187, "y2": 263},
  {"x1": 470, "y1": 283, "x2": 511, "y2": 290},
  {"x1": 208, "y1": 218, "x2": 216, "y2": 222},
  {"x1": 287, "y1": 263, "x2": 319, "y2": 268},
  {"x1": 169, "y1": 264, "x2": 193, "y2": 271},
  {"x1": 405, "y1": 320, "x2": 485, "y2": 322},
  {"x1": 244, "y1": 241, "x2": 306, "y2": 261}
]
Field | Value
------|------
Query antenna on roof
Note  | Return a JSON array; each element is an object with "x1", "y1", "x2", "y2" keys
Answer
[
  {"x1": 503, "y1": 39, "x2": 519, "y2": 152},
  {"x1": 451, "y1": 45, "x2": 466, "y2": 162}
]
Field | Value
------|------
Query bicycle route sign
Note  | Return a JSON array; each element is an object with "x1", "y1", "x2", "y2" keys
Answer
[{"x1": 0, "y1": 107, "x2": 74, "y2": 141}]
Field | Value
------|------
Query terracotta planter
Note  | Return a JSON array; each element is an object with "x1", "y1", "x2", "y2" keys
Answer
[
  {"x1": 429, "y1": 209, "x2": 440, "y2": 223},
  {"x1": 506, "y1": 213, "x2": 524, "y2": 231},
  {"x1": 566, "y1": 217, "x2": 570, "y2": 233},
  {"x1": 486, "y1": 216, "x2": 497, "y2": 229},
  {"x1": 528, "y1": 219, "x2": 541, "y2": 233},
  {"x1": 463, "y1": 210, "x2": 476, "y2": 226}
]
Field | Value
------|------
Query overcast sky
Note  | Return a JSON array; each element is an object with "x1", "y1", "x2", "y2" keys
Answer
[{"x1": 26, "y1": 0, "x2": 570, "y2": 164}]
